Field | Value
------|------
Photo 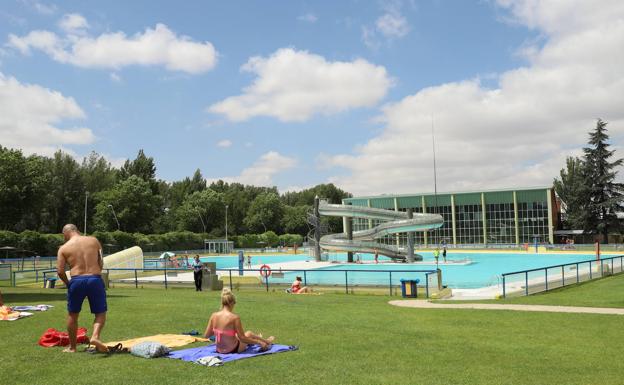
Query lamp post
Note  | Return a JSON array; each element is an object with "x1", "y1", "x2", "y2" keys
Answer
[
  {"x1": 195, "y1": 208, "x2": 207, "y2": 233},
  {"x1": 225, "y1": 205, "x2": 229, "y2": 241},
  {"x1": 225, "y1": 204, "x2": 229, "y2": 253},
  {"x1": 107, "y1": 204, "x2": 120, "y2": 231},
  {"x1": 84, "y1": 191, "x2": 89, "y2": 234}
]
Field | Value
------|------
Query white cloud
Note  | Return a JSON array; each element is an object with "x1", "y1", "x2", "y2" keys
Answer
[
  {"x1": 217, "y1": 139, "x2": 232, "y2": 148},
  {"x1": 208, "y1": 48, "x2": 393, "y2": 122},
  {"x1": 376, "y1": 12, "x2": 409, "y2": 38},
  {"x1": 209, "y1": 151, "x2": 297, "y2": 187},
  {"x1": 298, "y1": 13, "x2": 318, "y2": 23},
  {"x1": 109, "y1": 72, "x2": 121, "y2": 83},
  {"x1": 20, "y1": 0, "x2": 57, "y2": 15},
  {"x1": 362, "y1": 1, "x2": 410, "y2": 48},
  {"x1": 0, "y1": 72, "x2": 95, "y2": 156},
  {"x1": 59, "y1": 13, "x2": 89, "y2": 34},
  {"x1": 8, "y1": 19, "x2": 218, "y2": 74},
  {"x1": 327, "y1": 0, "x2": 624, "y2": 195}
]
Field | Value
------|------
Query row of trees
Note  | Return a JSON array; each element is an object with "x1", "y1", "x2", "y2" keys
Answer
[
  {"x1": 0, "y1": 147, "x2": 351, "y2": 237},
  {"x1": 554, "y1": 119, "x2": 623, "y2": 242},
  {"x1": 0, "y1": 229, "x2": 303, "y2": 256}
]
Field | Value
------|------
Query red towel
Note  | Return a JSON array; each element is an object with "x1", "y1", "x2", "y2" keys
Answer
[{"x1": 38, "y1": 328, "x2": 89, "y2": 347}]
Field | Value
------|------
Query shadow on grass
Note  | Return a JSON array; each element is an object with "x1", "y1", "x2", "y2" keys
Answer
[{"x1": 3, "y1": 292, "x2": 128, "y2": 303}]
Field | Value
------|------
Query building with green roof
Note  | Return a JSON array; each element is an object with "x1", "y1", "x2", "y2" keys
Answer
[{"x1": 342, "y1": 187, "x2": 559, "y2": 247}]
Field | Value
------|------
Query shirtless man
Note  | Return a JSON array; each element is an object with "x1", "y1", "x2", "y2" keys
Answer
[{"x1": 57, "y1": 224, "x2": 108, "y2": 353}]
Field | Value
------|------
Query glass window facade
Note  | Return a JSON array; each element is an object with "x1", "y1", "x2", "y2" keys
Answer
[
  {"x1": 343, "y1": 188, "x2": 553, "y2": 247},
  {"x1": 485, "y1": 203, "x2": 516, "y2": 244},
  {"x1": 518, "y1": 201, "x2": 549, "y2": 243},
  {"x1": 427, "y1": 205, "x2": 453, "y2": 246},
  {"x1": 455, "y1": 204, "x2": 483, "y2": 244}
]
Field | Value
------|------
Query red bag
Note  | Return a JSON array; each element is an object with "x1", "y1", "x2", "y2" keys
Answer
[{"x1": 38, "y1": 327, "x2": 89, "y2": 347}]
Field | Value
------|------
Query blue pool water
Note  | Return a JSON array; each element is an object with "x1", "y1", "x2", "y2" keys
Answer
[
  {"x1": 199, "y1": 254, "x2": 309, "y2": 268},
  {"x1": 311, "y1": 252, "x2": 599, "y2": 288},
  {"x1": 151, "y1": 252, "x2": 603, "y2": 288},
  {"x1": 218, "y1": 252, "x2": 601, "y2": 289}
]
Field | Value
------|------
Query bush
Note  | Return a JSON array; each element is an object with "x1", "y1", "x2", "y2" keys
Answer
[
  {"x1": 0, "y1": 230, "x2": 18, "y2": 248},
  {"x1": 42, "y1": 234, "x2": 63, "y2": 255},
  {"x1": 260, "y1": 231, "x2": 279, "y2": 247},
  {"x1": 279, "y1": 233, "x2": 303, "y2": 246},
  {"x1": 18, "y1": 230, "x2": 47, "y2": 255}
]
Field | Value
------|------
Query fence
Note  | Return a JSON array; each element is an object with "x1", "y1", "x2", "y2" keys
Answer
[
  {"x1": 20, "y1": 266, "x2": 441, "y2": 297},
  {"x1": 0, "y1": 256, "x2": 56, "y2": 271},
  {"x1": 0, "y1": 263, "x2": 12, "y2": 286},
  {"x1": 501, "y1": 255, "x2": 624, "y2": 298}
]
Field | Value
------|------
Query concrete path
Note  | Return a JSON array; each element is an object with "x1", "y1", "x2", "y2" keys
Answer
[{"x1": 388, "y1": 300, "x2": 624, "y2": 315}]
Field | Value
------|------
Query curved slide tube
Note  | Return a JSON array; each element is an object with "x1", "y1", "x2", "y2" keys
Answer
[
  {"x1": 66, "y1": 246, "x2": 144, "y2": 279},
  {"x1": 318, "y1": 202, "x2": 443, "y2": 260}
]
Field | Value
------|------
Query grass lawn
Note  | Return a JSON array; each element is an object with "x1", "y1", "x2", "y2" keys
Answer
[{"x1": 1, "y1": 282, "x2": 623, "y2": 385}]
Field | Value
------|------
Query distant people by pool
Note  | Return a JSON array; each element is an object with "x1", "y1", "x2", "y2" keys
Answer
[
  {"x1": 247, "y1": 255, "x2": 252, "y2": 269},
  {"x1": 204, "y1": 288, "x2": 274, "y2": 353}
]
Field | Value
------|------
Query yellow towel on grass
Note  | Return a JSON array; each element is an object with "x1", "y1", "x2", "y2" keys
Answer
[{"x1": 105, "y1": 334, "x2": 210, "y2": 349}]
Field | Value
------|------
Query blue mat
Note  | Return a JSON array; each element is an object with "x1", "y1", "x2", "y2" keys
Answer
[{"x1": 167, "y1": 344, "x2": 297, "y2": 364}]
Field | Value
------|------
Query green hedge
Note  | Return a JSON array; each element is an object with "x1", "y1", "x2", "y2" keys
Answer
[
  {"x1": 0, "y1": 230, "x2": 303, "y2": 256},
  {"x1": 233, "y1": 232, "x2": 303, "y2": 248}
]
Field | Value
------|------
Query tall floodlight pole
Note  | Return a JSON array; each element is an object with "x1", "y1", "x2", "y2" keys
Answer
[
  {"x1": 84, "y1": 191, "x2": 89, "y2": 234},
  {"x1": 107, "y1": 204, "x2": 120, "y2": 231},
  {"x1": 225, "y1": 204, "x2": 229, "y2": 253},
  {"x1": 314, "y1": 196, "x2": 321, "y2": 262},
  {"x1": 431, "y1": 115, "x2": 439, "y2": 247}
]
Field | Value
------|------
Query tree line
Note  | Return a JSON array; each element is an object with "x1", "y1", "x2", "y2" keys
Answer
[
  {"x1": 554, "y1": 119, "x2": 624, "y2": 242},
  {"x1": 0, "y1": 147, "x2": 351, "y2": 238}
]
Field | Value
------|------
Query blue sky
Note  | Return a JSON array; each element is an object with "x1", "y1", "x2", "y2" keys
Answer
[{"x1": 1, "y1": 1, "x2": 623, "y2": 195}]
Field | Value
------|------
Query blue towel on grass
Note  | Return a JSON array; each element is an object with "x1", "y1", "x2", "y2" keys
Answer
[{"x1": 167, "y1": 344, "x2": 297, "y2": 364}]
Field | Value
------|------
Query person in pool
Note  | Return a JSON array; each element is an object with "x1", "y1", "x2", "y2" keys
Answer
[
  {"x1": 204, "y1": 288, "x2": 274, "y2": 353},
  {"x1": 290, "y1": 276, "x2": 311, "y2": 294}
]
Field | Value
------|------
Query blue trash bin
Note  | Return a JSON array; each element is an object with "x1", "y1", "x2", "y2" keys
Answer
[
  {"x1": 45, "y1": 277, "x2": 57, "y2": 289},
  {"x1": 400, "y1": 279, "x2": 420, "y2": 298}
]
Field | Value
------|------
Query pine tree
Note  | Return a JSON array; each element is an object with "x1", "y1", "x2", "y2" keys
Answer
[
  {"x1": 582, "y1": 119, "x2": 624, "y2": 243},
  {"x1": 553, "y1": 156, "x2": 590, "y2": 229}
]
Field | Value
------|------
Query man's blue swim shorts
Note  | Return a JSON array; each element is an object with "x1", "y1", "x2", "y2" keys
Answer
[{"x1": 67, "y1": 275, "x2": 107, "y2": 314}]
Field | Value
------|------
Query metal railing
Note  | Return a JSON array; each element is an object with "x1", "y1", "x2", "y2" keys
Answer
[
  {"x1": 25, "y1": 266, "x2": 440, "y2": 297},
  {"x1": 0, "y1": 256, "x2": 56, "y2": 271},
  {"x1": 501, "y1": 255, "x2": 624, "y2": 298}
]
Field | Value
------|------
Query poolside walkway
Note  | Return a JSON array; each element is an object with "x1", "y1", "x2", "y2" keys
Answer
[{"x1": 388, "y1": 300, "x2": 624, "y2": 315}]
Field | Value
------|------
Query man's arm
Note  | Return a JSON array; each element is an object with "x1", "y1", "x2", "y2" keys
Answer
[
  {"x1": 56, "y1": 248, "x2": 70, "y2": 287},
  {"x1": 97, "y1": 240, "x2": 104, "y2": 270}
]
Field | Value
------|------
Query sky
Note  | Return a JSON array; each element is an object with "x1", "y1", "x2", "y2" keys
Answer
[{"x1": 1, "y1": 0, "x2": 623, "y2": 196}]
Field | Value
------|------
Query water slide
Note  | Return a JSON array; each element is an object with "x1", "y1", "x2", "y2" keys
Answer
[
  {"x1": 103, "y1": 246, "x2": 144, "y2": 277},
  {"x1": 318, "y1": 202, "x2": 444, "y2": 260},
  {"x1": 64, "y1": 246, "x2": 143, "y2": 280}
]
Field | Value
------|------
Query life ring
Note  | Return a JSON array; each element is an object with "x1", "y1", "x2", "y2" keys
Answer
[{"x1": 259, "y1": 264, "x2": 272, "y2": 278}]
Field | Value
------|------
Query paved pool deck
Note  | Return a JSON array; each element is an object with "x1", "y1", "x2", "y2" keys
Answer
[{"x1": 388, "y1": 300, "x2": 624, "y2": 315}]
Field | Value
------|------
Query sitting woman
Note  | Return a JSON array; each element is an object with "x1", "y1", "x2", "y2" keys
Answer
[
  {"x1": 290, "y1": 276, "x2": 312, "y2": 294},
  {"x1": 204, "y1": 288, "x2": 274, "y2": 353}
]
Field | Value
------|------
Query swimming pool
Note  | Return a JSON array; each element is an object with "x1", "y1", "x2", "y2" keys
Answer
[
  {"x1": 314, "y1": 252, "x2": 601, "y2": 288},
  {"x1": 195, "y1": 251, "x2": 600, "y2": 289}
]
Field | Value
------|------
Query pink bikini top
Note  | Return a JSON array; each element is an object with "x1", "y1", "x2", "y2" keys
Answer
[{"x1": 213, "y1": 328, "x2": 237, "y2": 343}]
